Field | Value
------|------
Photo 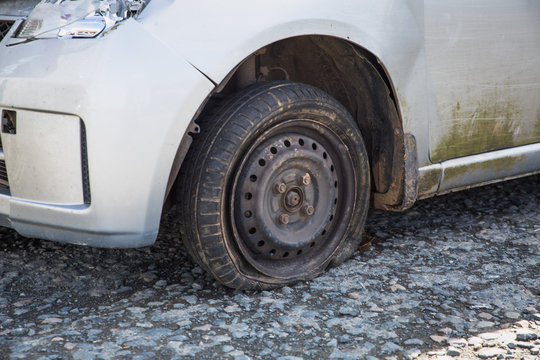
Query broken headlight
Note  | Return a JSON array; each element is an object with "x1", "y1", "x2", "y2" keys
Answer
[{"x1": 16, "y1": 0, "x2": 149, "y2": 39}]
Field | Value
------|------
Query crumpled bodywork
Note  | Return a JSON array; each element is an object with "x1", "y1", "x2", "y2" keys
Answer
[{"x1": 7, "y1": 0, "x2": 148, "y2": 39}]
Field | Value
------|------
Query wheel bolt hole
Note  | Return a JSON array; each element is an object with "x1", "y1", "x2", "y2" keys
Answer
[
  {"x1": 245, "y1": 192, "x2": 252, "y2": 200},
  {"x1": 297, "y1": 249, "x2": 303, "y2": 255},
  {"x1": 249, "y1": 227, "x2": 257, "y2": 235},
  {"x1": 244, "y1": 210, "x2": 252, "y2": 218},
  {"x1": 334, "y1": 198, "x2": 338, "y2": 205},
  {"x1": 284, "y1": 140, "x2": 291, "y2": 147},
  {"x1": 312, "y1": 143, "x2": 317, "y2": 150},
  {"x1": 330, "y1": 215, "x2": 334, "y2": 221},
  {"x1": 250, "y1": 175, "x2": 257, "y2": 182},
  {"x1": 310, "y1": 242, "x2": 315, "y2": 248},
  {"x1": 299, "y1": 138, "x2": 305, "y2": 146},
  {"x1": 330, "y1": 165, "x2": 334, "y2": 172},
  {"x1": 322, "y1": 229, "x2": 327, "y2": 236},
  {"x1": 258, "y1": 159, "x2": 266, "y2": 166},
  {"x1": 323, "y1": 152, "x2": 327, "y2": 159},
  {"x1": 283, "y1": 252, "x2": 289, "y2": 258},
  {"x1": 257, "y1": 240, "x2": 265, "y2": 247},
  {"x1": 269, "y1": 249, "x2": 276, "y2": 257},
  {"x1": 334, "y1": 181, "x2": 338, "y2": 188},
  {"x1": 270, "y1": 147, "x2": 277, "y2": 154}
]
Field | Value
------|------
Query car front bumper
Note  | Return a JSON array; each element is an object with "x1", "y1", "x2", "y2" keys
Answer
[{"x1": 0, "y1": 19, "x2": 213, "y2": 247}]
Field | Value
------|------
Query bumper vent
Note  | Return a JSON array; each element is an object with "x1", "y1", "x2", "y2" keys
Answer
[
  {"x1": 80, "y1": 120, "x2": 91, "y2": 204},
  {"x1": 0, "y1": 133, "x2": 9, "y2": 192},
  {"x1": 0, "y1": 20, "x2": 14, "y2": 42},
  {"x1": 0, "y1": 159, "x2": 9, "y2": 192}
]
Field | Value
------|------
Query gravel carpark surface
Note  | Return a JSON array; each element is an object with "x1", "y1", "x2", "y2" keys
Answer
[{"x1": 0, "y1": 175, "x2": 538, "y2": 360}]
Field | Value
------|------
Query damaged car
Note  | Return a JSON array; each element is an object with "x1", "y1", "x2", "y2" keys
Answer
[{"x1": 0, "y1": 0, "x2": 539, "y2": 289}]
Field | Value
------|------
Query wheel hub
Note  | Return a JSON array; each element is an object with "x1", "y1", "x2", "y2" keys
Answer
[{"x1": 283, "y1": 187, "x2": 304, "y2": 212}]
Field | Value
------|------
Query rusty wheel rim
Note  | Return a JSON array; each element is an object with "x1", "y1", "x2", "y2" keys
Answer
[{"x1": 230, "y1": 119, "x2": 355, "y2": 278}]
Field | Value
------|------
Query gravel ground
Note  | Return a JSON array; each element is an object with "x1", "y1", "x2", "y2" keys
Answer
[{"x1": 0, "y1": 175, "x2": 538, "y2": 360}]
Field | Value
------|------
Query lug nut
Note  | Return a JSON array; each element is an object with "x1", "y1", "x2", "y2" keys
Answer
[
  {"x1": 278, "y1": 214, "x2": 290, "y2": 224},
  {"x1": 301, "y1": 173, "x2": 311, "y2": 186},
  {"x1": 302, "y1": 205, "x2": 315, "y2": 216},
  {"x1": 275, "y1": 183, "x2": 287, "y2": 194}
]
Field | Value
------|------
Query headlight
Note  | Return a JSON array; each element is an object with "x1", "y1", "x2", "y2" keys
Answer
[{"x1": 16, "y1": 0, "x2": 149, "y2": 39}]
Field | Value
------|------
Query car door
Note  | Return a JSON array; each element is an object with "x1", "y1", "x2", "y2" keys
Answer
[{"x1": 424, "y1": 0, "x2": 540, "y2": 163}]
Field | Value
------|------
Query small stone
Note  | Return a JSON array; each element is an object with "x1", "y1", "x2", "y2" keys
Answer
[
  {"x1": 530, "y1": 347, "x2": 539, "y2": 355},
  {"x1": 338, "y1": 306, "x2": 358, "y2": 316},
  {"x1": 478, "y1": 312, "x2": 494, "y2": 320},
  {"x1": 404, "y1": 349, "x2": 421, "y2": 360},
  {"x1": 531, "y1": 313, "x2": 540, "y2": 321},
  {"x1": 338, "y1": 335, "x2": 351, "y2": 344},
  {"x1": 427, "y1": 349, "x2": 446, "y2": 356},
  {"x1": 440, "y1": 327, "x2": 453, "y2": 336},
  {"x1": 504, "y1": 312, "x2": 520, "y2": 319},
  {"x1": 222, "y1": 345, "x2": 234, "y2": 353},
  {"x1": 480, "y1": 332, "x2": 499, "y2": 341},
  {"x1": 193, "y1": 324, "x2": 212, "y2": 331},
  {"x1": 380, "y1": 341, "x2": 403, "y2": 354},
  {"x1": 448, "y1": 338, "x2": 467, "y2": 348},
  {"x1": 326, "y1": 339, "x2": 337, "y2": 347},
  {"x1": 191, "y1": 283, "x2": 203, "y2": 290},
  {"x1": 507, "y1": 342, "x2": 516, "y2": 349},
  {"x1": 9, "y1": 328, "x2": 27, "y2": 336},
  {"x1": 477, "y1": 348, "x2": 504, "y2": 359},
  {"x1": 51, "y1": 337, "x2": 64, "y2": 342},
  {"x1": 390, "y1": 284, "x2": 407, "y2": 292},
  {"x1": 154, "y1": 280, "x2": 167, "y2": 287},
  {"x1": 182, "y1": 295, "x2": 198, "y2": 305},
  {"x1": 13, "y1": 300, "x2": 32, "y2": 307},
  {"x1": 477, "y1": 321, "x2": 495, "y2": 329},
  {"x1": 224, "y1": 305, "x2": 240, "y2": 313},
  {"x1": 404, "y1": 339, "x2": 424, "y2": 346},
  {"x1": 516, "y1": 342, "x2": 534, "y2": 349},
  {"x1": 447, "y1": 347, "x2": 461, "y2": 357},
  {"x1": 369, "y1": 304, "x2": 384, "y2": 312},
  {"x1": 516, "y1": 330, "x2": 538, "y2": 341},
  {"x1": 41, "y1": 317, "x2": 63, "y2": 325},
  {"x1": 469, "y1": 336, "x2": 484, "y2": 346},
  {"x1": 430, "y1": 335, "x2": 448, "y2": 344},
  {"x1": 135, "y1": 322, "x2": 153, "y2": 328}
]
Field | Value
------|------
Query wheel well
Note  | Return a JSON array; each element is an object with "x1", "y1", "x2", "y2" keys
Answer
[{"x1": 169, "y1": 35, "x2": 416, "y2": 211}]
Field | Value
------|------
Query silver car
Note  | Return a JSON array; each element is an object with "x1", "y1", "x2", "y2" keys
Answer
[{"x1": 0, "y1": 0, "x2": 538, "y2": 289}]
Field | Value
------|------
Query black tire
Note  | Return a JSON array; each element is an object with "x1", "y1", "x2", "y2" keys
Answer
[{"x1": 177, "y1": 81, "x2": 370, "y2": 290}]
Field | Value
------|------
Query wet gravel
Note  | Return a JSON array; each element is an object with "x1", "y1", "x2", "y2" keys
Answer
[{"x1": 0, "y1": 175, "x2": 538, "y2": 359}]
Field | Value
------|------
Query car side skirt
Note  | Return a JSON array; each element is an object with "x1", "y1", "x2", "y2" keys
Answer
[{"x1": 418, "y1": 142, "x2": 540, "y2": 199}]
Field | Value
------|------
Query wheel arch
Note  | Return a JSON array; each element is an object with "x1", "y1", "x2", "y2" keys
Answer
[{"x1": 166, "y1": 35, "x2": 418, "y2": 211}]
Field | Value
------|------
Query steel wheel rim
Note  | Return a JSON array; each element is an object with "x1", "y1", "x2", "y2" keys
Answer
[{"x1": 229, "y1": 119, "x2": 356, "y2": 278}]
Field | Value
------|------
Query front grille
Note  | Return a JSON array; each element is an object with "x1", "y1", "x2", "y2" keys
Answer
[{"x1": 0, "y1": 20, "x2": 15, "y2": 42}]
